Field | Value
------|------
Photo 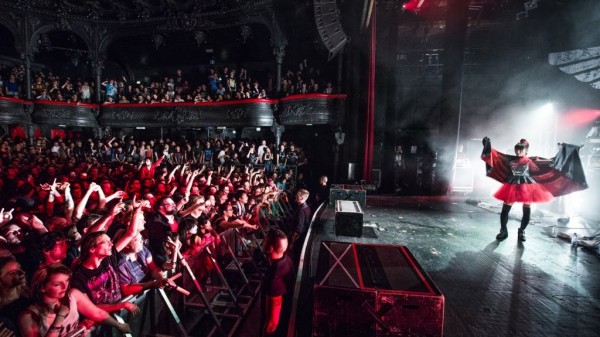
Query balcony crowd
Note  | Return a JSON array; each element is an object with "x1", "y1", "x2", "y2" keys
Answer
[{"x1": 0, "y1": 59, "x2": 337, "y2": 105}]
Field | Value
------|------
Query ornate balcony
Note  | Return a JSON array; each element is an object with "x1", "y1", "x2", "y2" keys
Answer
[
  {"x1": 1, "y1": 94, "x2": 347, "y2": 130},
  {"x1": 98, "y1": 99, "x2": 277, "y2": 128},
  {"x1": 31, "y1": 100, "x2": 99, "y2": 128},
  {"x1": 0, "y1": 97, "x2": 33, "y2": 125},
  {"x1": 277, "y1": 94, "x2": 346, "y2": 126}
]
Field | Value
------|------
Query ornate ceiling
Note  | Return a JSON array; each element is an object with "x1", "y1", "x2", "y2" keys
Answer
[{"x1": 0, "y1": 0, "x2": 274, "y2": 28}]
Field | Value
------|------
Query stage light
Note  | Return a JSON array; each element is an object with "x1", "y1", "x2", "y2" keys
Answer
[
  {"x1": 402, "y1": 0, "x2": 427, "y2": 14},
  {"x1": 539, "y1": 103, "x2": 554, "y2": 115}
]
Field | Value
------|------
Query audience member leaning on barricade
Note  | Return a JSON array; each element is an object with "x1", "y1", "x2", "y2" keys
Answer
[
  {"x1": 0, "y1": 133, "x2": 311, "y2": 336},
  {"x1": 18, "y1": 263, "x2": 132, "y2": 337}
]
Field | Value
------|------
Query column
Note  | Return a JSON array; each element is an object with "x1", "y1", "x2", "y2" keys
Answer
[
  {"x1": 206, "y1": 127, "x2": 214, "y2": 140},
  {"x1": 336, "y1": 50, "x2": 344, "y2": 94},
  {"x1": 25, "y1": 55, "x2": 32, "y2": 100},
  {"x1": 273, "y1": 45, "x2": 286, "y2": 97},
  {"x1": 26, "y1": 124, "x2": 36, "y2": 146},
  {"x1": 270, "y1": 123, "x2": 285, "y2": 146},
  {"x1": 93, "y1": 60, "x2": 104, "y2": 104},
  {"x1": 94, "y1": 127, "x2": 104, "y2": 140}
]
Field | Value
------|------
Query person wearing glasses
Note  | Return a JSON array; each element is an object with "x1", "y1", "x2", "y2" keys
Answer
[
  {"x1": 213, "y1": 203, "x2": 258, "y2": 233},
  {"x1": 213, "y1": 202, "x2": 258, "y2": 258}
]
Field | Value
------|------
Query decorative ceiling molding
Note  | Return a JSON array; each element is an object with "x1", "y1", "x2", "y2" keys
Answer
[{"x1": 1, "y1": 0, "x2": 274, "y2": 27}]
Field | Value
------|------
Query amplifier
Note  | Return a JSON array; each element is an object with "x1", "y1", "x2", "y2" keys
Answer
[
  {"x1": 313, "y1": 242, "x2": 444, "y2": 337},
  {"x1": 335, "y1": 200, "x2": 364, "y2": 237}
]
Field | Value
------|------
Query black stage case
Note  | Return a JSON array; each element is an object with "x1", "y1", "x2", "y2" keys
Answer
[
  {"x1": 335, "y1": 200, "x2": 364, "y2": 237},
  {"x1": 329, "y1": 184, "x2": 367, "y2": 206},
  {"x1": 313, "y1": 241, "x2": 445, "y2": 337}
]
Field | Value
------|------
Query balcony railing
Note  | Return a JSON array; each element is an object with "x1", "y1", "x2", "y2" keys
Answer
[{"x1": 0, "y1": 94, "x2": 346, "y2": 129}]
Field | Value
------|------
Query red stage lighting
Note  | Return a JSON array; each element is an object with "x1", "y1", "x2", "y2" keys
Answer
[
  {"x1": 561, "y1": 108, "x2": 600, "y2": 127},
  {"x1": 403, "y1": 0, "x2": 426, "y2": 14}
]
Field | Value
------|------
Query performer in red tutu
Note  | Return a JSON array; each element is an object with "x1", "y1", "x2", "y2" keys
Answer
[{"x1": 481, "y1": 137, "x2": 588, "y2": 242}]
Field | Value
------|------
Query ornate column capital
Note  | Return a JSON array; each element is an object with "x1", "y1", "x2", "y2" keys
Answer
[
  {"x1": 270, "y1": 123, "x2": 285, "y2": 146},
  {"x1": 92, "y1": 59, "x2": 105, "y2": 74},
  {"x1": 273, "y1": 44, "x2": 286, "y2": 64}
]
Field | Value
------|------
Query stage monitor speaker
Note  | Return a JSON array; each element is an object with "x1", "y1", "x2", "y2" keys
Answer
[
  {"x1": 313, "y1": 242, "x2": 445, "y2": 337},
  {"x1": 314, "y1": 0, "x2": 348, "y2": 61}
]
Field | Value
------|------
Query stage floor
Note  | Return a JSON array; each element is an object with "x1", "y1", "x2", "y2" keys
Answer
[{"x1": 237, "y1": 195, "x2": 600, "y2": 337}]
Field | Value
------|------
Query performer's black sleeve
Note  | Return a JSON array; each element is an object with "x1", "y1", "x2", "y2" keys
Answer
[{"x1": 481, "y1": 137, "x2": 491, "y2": 157}]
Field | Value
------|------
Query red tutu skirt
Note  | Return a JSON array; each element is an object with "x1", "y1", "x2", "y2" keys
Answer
[{"x1": 493, "y1": 183, "x2": 554, "y2": 204}]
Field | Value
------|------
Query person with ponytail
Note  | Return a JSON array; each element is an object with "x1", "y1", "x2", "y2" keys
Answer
[{"x1": 481, "y1": 137, "x2": 588, "y2": 242}]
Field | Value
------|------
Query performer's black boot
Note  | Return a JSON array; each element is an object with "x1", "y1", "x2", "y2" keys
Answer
[
  {"x1": 518, "y1": 206, "x2": 531, "y2": 242},
  {"x1": 496, "y1": 204, "x2": 512, "y2": 241},
  {"x1": 496, "y1": 227, "x2": 508, "y2": 241},
  {"x1": 518, "y1": 229, "x2": 526, "y2": 242}
]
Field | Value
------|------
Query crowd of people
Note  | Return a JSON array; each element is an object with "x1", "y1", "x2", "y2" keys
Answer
[
  {"x1": 0, "y1": 133, "x2": 327, "y2": 337},
  {"x1": 0, "y1": 59, "x2": 337, "y2": 105}
]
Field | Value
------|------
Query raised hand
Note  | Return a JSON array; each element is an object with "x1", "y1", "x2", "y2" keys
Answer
[
  {"x1": 89, "y1": 182, "x2": 101, "y2": 192},
  {"x1": 0, "y1": 321, "x2": 16, "y2": 337},
  {"x1": 110, "y1": 199, "x2": 126, "y2": 216},
  {"x1": 117, "y1": 323, "x2": 132, "y2": 334},
  {"x1": 120, "y1": 302, "x2": 140, "y2": 316},
  {"x1": 0, "y1": 208, "x2": 14, "y2": 224},
  {"x1": 110, "y1": 190, "x2": 128, "y2": 200}
]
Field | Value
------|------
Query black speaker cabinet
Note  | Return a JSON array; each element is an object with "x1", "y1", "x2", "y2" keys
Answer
[
  {"x1": 313, "y1": 242, "x2": 445, "y2": 337},
  {"x1": 335, "y1": 200, "x2": 364, "y2": 237},
  {"x1": 314, "y1": 0, "x2": 348, "y2": 60}
]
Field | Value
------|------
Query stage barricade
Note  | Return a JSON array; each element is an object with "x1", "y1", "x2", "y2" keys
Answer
[
  {"x1": 82, "y1": 191, "x2": 297, "y2": 337},
  {"x1": 84, "y1": 288, "x2": 185, "y2": 337}
]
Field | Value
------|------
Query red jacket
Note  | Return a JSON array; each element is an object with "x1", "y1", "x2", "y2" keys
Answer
[{"x1": 139, "y1": 156, "x2": 164, "y2": 180}]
